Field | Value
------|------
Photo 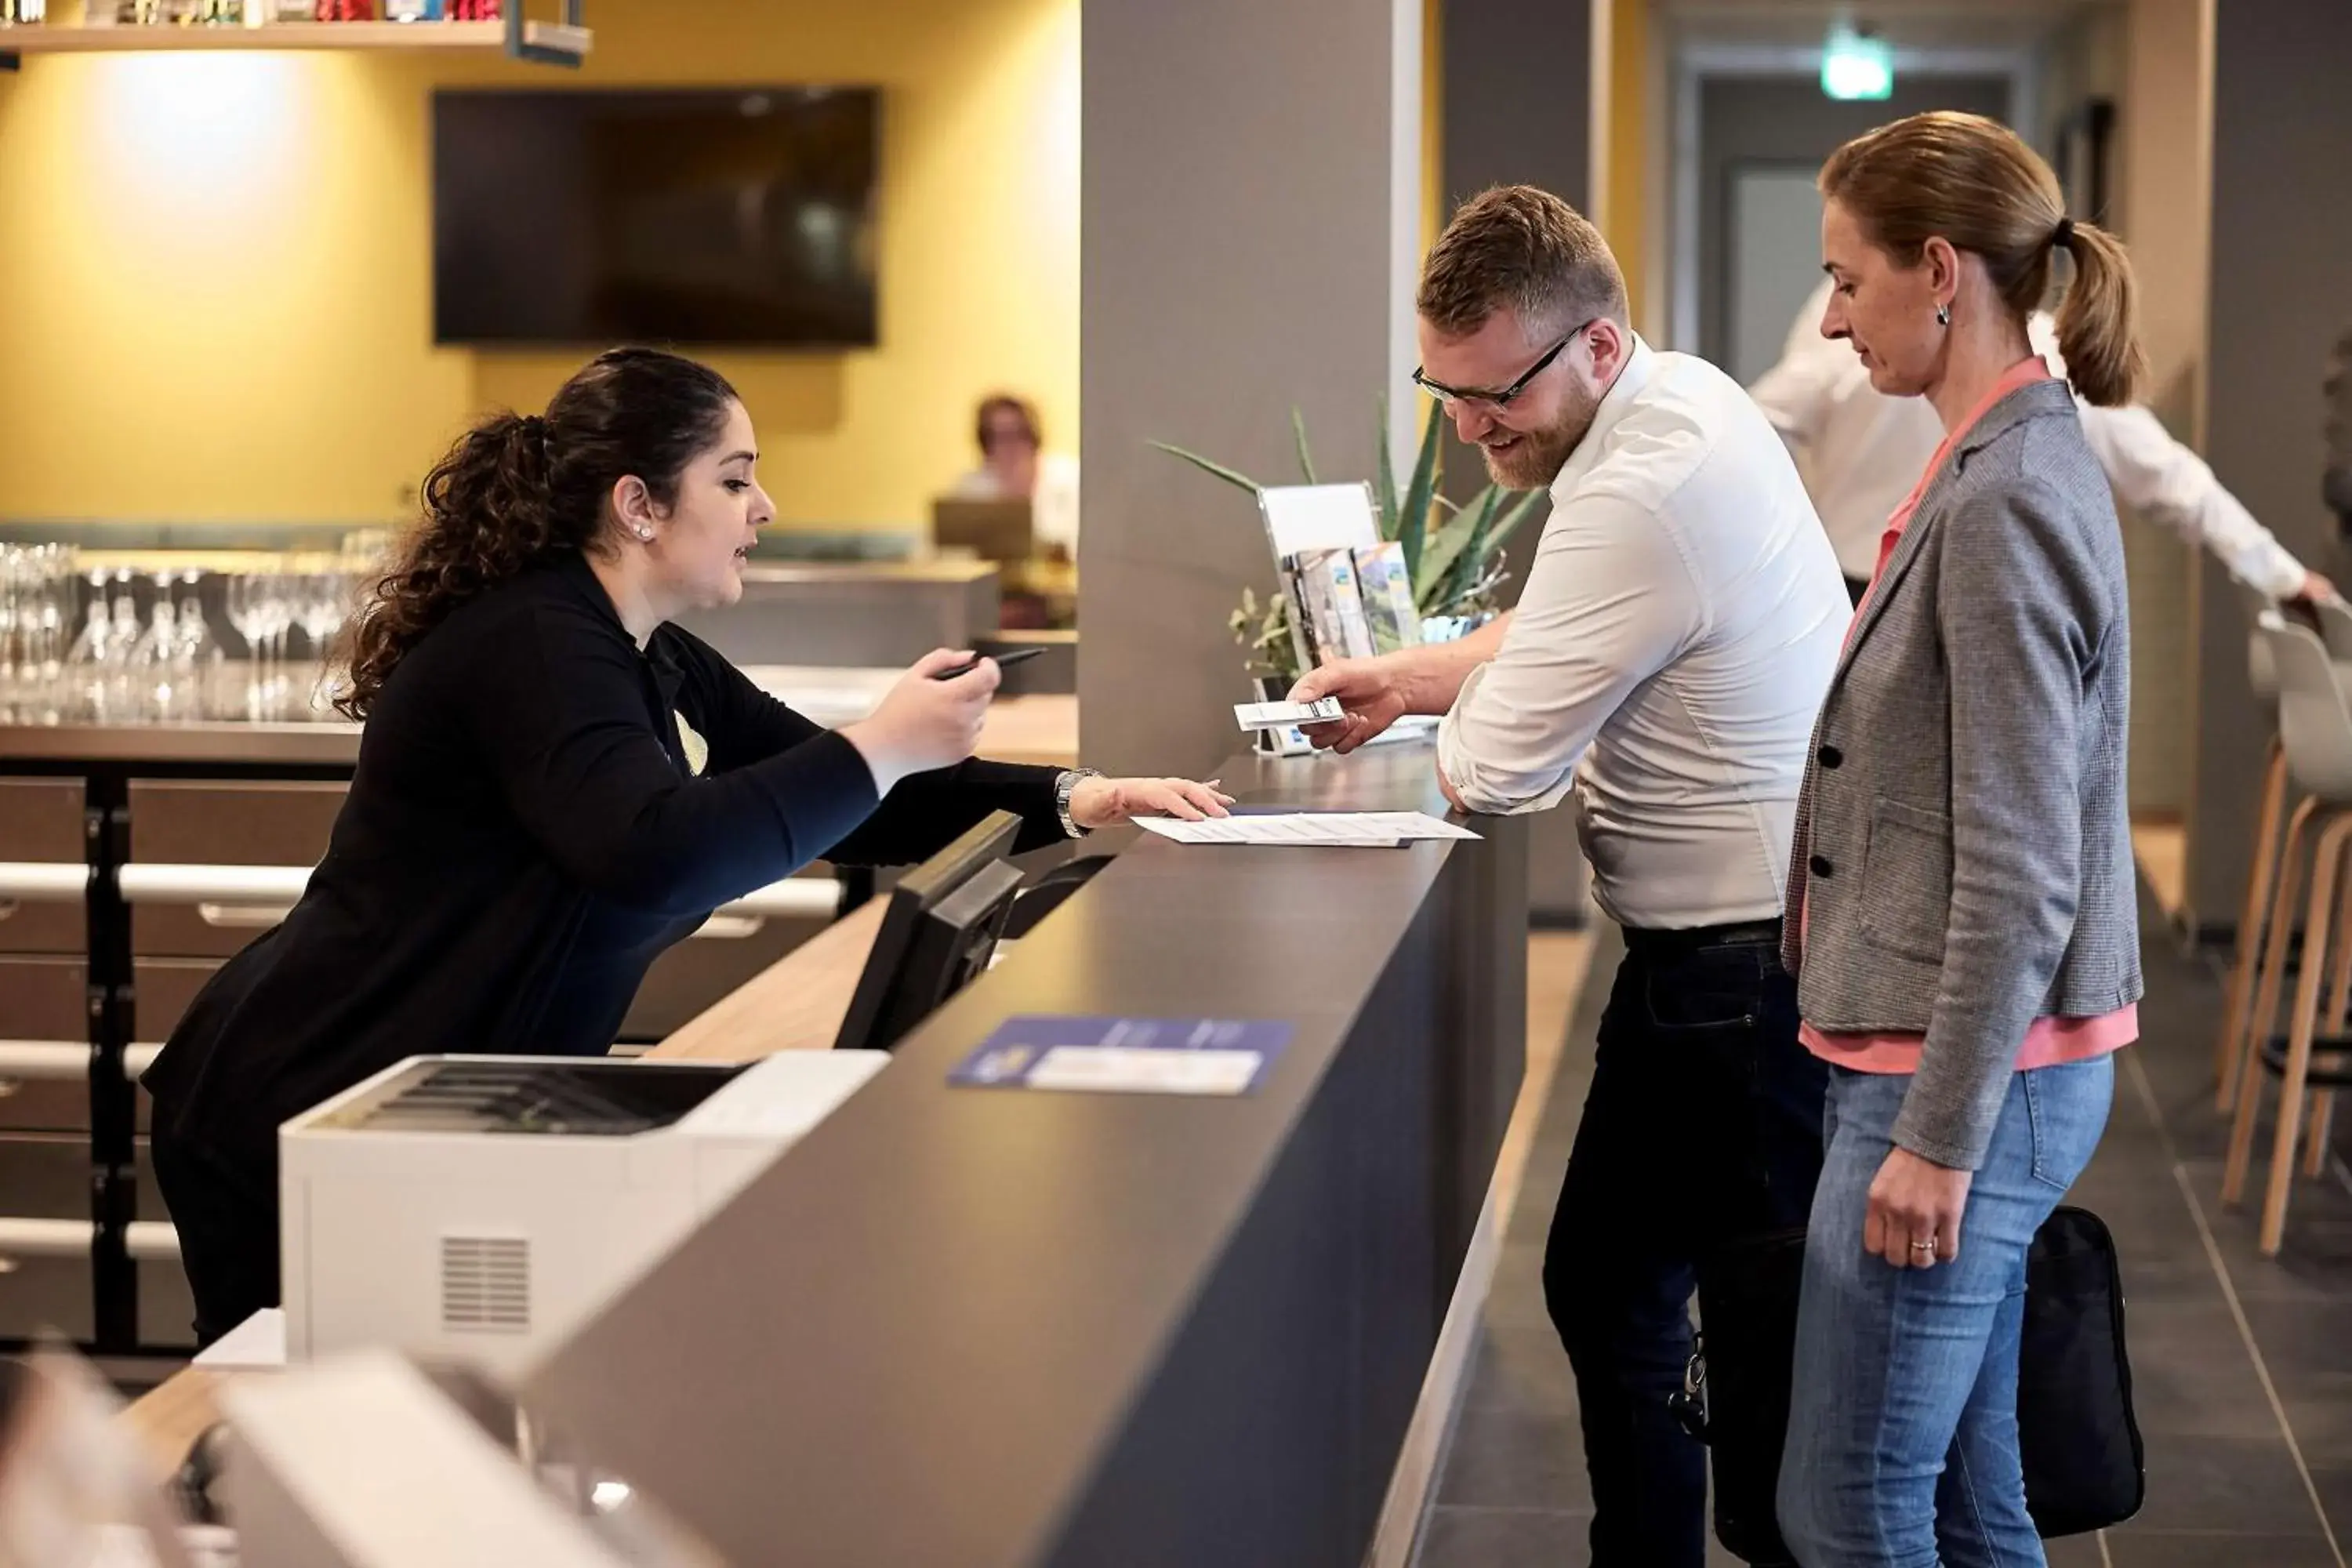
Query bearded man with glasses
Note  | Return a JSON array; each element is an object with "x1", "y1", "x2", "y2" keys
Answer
[{"x1": 1293, "y1": 185, "x2": 1846, "y2": 1568}]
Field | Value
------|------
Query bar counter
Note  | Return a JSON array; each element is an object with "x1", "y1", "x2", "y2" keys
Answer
[{"x1": 522, "y1": 739, "x2": 1529, "y2": 1568}]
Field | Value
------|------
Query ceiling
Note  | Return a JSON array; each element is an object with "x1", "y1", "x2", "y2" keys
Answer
[{"x1": 1657, "y1": 0, "x2": 2117, "y2": 53}]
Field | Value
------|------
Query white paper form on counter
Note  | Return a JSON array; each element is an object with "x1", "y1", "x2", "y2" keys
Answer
[{"x1": 1133, "y1": 811, "x2": 1481, "y2": 848}]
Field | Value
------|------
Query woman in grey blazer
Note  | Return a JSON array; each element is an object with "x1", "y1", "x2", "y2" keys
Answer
[{"x1": 1773, "y1": 112, "x2": 2145, "y2": 1568}]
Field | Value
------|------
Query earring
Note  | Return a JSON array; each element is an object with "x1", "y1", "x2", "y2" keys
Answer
[
  {"x1": 1936, "y1": 303, "x2": 1951, "y2": 328},
  {"x1": 635, "y1": 526, "x2": 655, "y2": 542}
]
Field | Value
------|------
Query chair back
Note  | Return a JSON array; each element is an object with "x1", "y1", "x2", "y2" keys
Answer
[
  {"x1": 2314, "y1": 594, "x2": 2352, "y2": 663},
  {"x1": 2243, "y1": 584, "x2": 2281, "y2": 707},
  {"x1": 2261, "y1": 613, "x2": 2352, "y2": 802}
]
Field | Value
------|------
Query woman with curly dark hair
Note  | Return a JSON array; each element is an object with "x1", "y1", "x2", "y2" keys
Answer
[{"x1": 144, "y1": 347, "x2": 1229, "y2": 1344}]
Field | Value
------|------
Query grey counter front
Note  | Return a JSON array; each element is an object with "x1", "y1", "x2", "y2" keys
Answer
[{"x1": 524, "y1": 739, "x2": 1529, "y2": 1568}]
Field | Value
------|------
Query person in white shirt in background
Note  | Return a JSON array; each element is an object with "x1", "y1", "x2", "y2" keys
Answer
[
  {"x1": 1752, "y1": 274, "x2": 2334, "y2": 607},
  {"x1": 947, "y1": 394, "x2": 1082, "y2": 560},
  {"x1": 1290, "y1": 185, "x2": 1847, "y2": 1568}
]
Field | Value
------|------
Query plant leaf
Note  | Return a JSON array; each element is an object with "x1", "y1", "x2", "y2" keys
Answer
[
  {"x1": 1290, "y1": 408, "x2": 1318, "y2": 485},
  {"x1": 1414, "y1": 501, "x2": 1487, "y2": 605},
  {"x1": 1396, "y1": 397, "x2": 1444, "y2": 579},
  {"x1": 1374, "y1": 393, "x2": 1399, "y2": 539},
  {"x1": 1432, "y1": 485, "x2": 1504, "y2": 607},
  {"x1": 1149, "y1": 441, "x2": 1263, "y2": 495}
]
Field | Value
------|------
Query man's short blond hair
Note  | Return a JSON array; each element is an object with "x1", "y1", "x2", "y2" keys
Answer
[{"x1": 1417, "y1": 186, "x2": 1628, "y2": 342}]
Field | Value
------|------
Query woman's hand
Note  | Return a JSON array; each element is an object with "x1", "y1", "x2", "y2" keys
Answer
[
  {"x1": 1067, "y1": 776, "x2": 1236, "y2": 831},
  {"x1": 1864, "y1": 1146, "x2": 1973, "y2": 1268},
  {"x1": 840, "y1": 650, "x2": 998, "y2": 796}
]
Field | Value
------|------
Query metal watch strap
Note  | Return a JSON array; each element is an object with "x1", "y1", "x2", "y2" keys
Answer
[{"x1": 1055, "y1": 768, "x2": 1102, "y2": 838}]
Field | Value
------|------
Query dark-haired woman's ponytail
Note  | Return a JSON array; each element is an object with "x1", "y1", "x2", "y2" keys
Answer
[
  {"x1": 332, "y1": 347, "x2": 739, "y2": 720},
  {"x1": 335, "y1": 409, "x2": 561, "y2": 720}
]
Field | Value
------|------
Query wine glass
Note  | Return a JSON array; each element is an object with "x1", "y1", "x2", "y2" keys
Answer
[{"x1": 226, "y1": 573, "x2": 270, "y2": 719}]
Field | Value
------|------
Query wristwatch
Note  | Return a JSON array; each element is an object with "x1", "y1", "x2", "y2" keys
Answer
[{"x1": 1054, "y1": 768, "x2": 1102, "y2": 838}]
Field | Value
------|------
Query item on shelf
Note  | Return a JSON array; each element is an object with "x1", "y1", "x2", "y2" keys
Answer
[
  {"x1": 1293, "y1": 546, "x2": 1376, "y2": 664},
  {"x1": 314, "y1": 0, "x2": 376, "y2": 20},
  {"x1": 0, "y1": 544, "x2": 74, "y2": 723},
  {"x1": 1351, "y1": 539, "x2": 1424, "y2": 655},
  {"x1": 447, "y1": 0, "x2": 495, "y2": 17},
  {"x1": 0, "y1": 0, "x2": 49, "y2": 26},
  {"x1": 273, "y1": 0, "x2": 311, "y2": 18}
]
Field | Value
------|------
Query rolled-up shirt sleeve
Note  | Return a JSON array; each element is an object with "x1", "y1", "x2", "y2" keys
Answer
[
  {"x1": 2078, "y1": 400, "x2": 2307, "y2": 600},
  {"x1": 1438, "y1": 492, "x2": 1701, "y2": 814}
]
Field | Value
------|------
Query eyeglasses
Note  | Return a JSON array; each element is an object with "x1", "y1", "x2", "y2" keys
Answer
[{"x1": 1412, "y1": 318, "x2": 1598, "y2": 410}]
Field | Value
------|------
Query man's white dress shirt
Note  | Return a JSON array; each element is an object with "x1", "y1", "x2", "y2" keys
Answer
[
  {"x1": 1749, "y1": 278, "x2": 2307, "y2": 597},
  {"x1": 1439, "y1": 338, "x2": 1847, "y2": 931}
]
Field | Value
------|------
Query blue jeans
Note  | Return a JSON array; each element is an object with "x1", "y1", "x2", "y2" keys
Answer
[{"x1": 1777, "y1": 1055, "x2": 2114, "y2": 1567}]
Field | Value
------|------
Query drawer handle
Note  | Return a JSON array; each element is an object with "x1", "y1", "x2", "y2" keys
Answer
[
  {"x1": 196, "y1": 902, "x2": 296, "y2": 929},
  {"x1": 691, "y1": 914, "x2": 767, "y2": 941}
]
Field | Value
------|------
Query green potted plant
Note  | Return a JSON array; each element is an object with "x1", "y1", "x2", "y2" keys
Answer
[{"x1": 1154, "y1": 398, "x2": 1545, "y2": 693}]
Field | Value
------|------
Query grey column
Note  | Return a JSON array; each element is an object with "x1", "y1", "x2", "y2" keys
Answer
[
  {"x1": 1439, "y1": 2, "x2": 1593, "y2": 924},
  {"x1": 1080, "y1": 0, "x2": 1424, "y2": 778},
  {"x1": 2184, "y1": 0, "x2": 2352, "y2": 932}
]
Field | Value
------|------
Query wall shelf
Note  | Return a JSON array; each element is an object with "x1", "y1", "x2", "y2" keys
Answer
[{"x1": 0, "y1": 13, "x2": 587, "y2": 65}]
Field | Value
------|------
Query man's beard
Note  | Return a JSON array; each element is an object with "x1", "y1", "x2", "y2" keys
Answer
[{"x1": 1479, "y1": 388, "x2": 1600, "y2": 490}]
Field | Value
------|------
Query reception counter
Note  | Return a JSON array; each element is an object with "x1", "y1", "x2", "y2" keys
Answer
[
  {"x1": 520, "y1": 739, "x2": 1528, "y2": 1568},
  {"x1": 116, "y1": 735, "x2": 1527, "y2": 1566}
]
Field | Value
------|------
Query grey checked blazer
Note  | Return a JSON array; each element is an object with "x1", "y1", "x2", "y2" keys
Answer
[{"x1": 1781, "y1": 379, "x2": 2142, "y2": 1171}]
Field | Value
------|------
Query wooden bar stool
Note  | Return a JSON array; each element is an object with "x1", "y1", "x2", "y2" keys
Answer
[
  {"x1": 2213, "y1": 586, "x2": 2291, "y2": 1112},
  {"x1": 2223, "y1": 615, "x2": 2352, "y2": 1254},
  {"x1": 2216, "y1": 593, "x2": 2352, "y2": 1127}
]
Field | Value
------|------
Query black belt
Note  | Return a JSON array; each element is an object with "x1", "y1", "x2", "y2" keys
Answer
[{"x1": 1620, "y1": 917, "x2": 1783, "y2": 954}]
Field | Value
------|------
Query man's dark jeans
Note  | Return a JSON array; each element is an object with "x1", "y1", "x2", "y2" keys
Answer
[{"x1": 1541, "y1": 924, "x2": 1828, "y2": 1567}]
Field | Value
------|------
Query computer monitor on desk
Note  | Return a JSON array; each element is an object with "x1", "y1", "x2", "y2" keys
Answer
[
  {"x1": 833, "y1": 810, "x2": 1025, "y2": 1051},
  {"x1": 932, "y1": 498, "x2": 1033, "y2": 565}
]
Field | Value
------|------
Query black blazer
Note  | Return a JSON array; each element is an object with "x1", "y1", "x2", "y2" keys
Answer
[{"x1": 143, "y1": 551, "x2": 1062, "y2": 1176}]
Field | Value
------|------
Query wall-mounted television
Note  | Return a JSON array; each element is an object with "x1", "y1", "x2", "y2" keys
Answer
[{"x1": 433, "y1": 87, "x2": 880, "y2": 348}]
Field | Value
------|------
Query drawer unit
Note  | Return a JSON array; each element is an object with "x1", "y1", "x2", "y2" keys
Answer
[
  {"x1": 0, "y1": 956, "x2": 92, "y2": 1134},
  {"x1": 132, "y1": 957, "x2": 220, "y2": 1049},
  {"x1": 0, "y1": 779, "x2": 86, "y2": 955},
  {"x1": 128, "y1": 781, "x2": 346, "y2": 957},
  {"x1": 0, "y1": 1134, "x2": 194, "y2": 1349},
  {"x1": 0, "y1": 957, "x2": 159, "y2": 1134}
]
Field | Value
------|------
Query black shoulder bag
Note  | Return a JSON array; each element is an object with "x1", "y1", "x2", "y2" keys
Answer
[{"x1": 1675, "y1": 1205, "x2": 2144, "y2": 1565}]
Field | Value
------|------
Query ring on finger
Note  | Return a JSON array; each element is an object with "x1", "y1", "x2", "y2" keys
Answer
[{"x1": 1908, "y1": 1237, "x2": 1938, "y2": 1256}]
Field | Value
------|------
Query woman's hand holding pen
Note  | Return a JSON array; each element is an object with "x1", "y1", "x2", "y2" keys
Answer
[{"x1": 841, "y1": 649, "x2": 999, "y2": 794}]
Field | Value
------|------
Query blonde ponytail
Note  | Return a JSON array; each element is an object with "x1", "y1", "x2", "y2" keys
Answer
[{"x1": 2053, "y1": 220, "x2": 2145, "y2": 408}]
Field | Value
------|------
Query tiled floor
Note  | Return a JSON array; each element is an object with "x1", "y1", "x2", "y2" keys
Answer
[{"x1": 1418, "y1": 883, "x2": 2352, "y2": 1567}]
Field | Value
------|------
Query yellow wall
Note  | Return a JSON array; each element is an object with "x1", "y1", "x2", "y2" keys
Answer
[
  {"x1": 0, "y1": 0, "x2": 1080, "y2": 530},
  {"x1": 1599, "y1": 0, "x2": 1649, "y2": 329},
  {"x1": 1420, "y1": 0, "x2": 1444, "y2": 257}
]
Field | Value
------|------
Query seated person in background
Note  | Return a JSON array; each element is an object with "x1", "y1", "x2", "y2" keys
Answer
[
  {"x1": 1751, "y1": 274, "x2": 2334, "y2": 608},
  {"x1": 949, "y1": 394, "x2": 1081, "y2": 561}
]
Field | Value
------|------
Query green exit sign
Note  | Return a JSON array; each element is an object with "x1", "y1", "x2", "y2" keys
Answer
[{"x1": 1822, "y1": 27, "x2": 1894, "y2": 100}]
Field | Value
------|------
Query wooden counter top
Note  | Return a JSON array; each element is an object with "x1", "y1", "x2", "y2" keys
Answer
[
  {"x1": 648, "y1": 898, "x2": 887, "y2": 1062},
  {"x1": 3, "y1": 692, "x2": 1077, "y2": 771}
]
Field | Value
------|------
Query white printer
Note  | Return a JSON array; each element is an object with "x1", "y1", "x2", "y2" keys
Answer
[{"x1": 279, "y1": 1050, "x2": 887, "y2": 1380}]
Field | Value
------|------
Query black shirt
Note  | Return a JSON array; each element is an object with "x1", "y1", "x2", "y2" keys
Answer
[{"x1": 143, "y1": 552, "x2": 1063, "y2": 1174}]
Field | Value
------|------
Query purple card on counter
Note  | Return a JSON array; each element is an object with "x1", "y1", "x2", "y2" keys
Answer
[{"x1": 947, "y1": 1015, "x2": 1293, "y2": 1096}]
